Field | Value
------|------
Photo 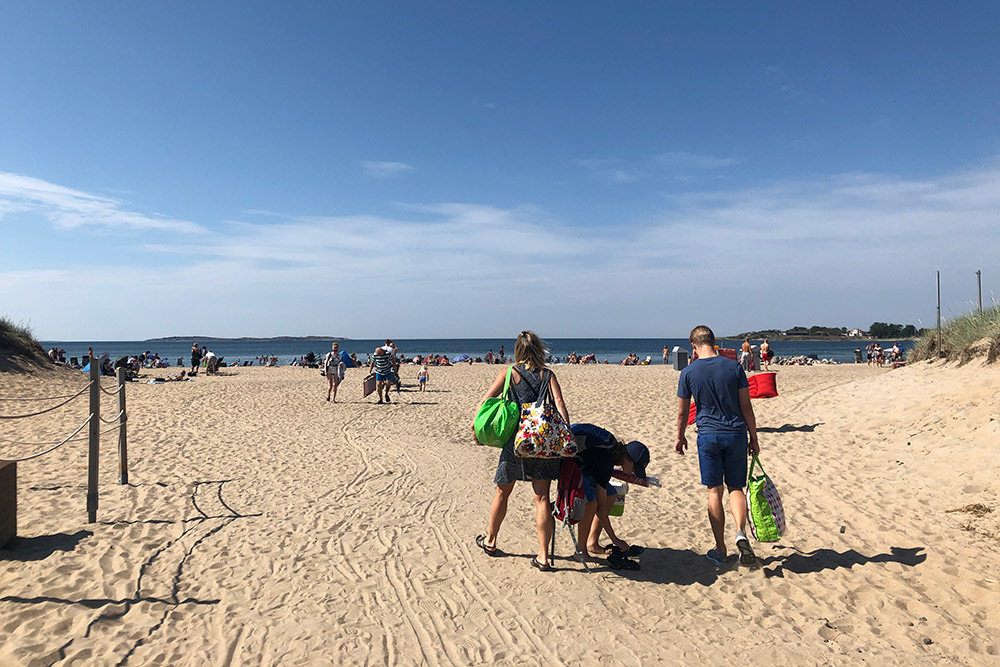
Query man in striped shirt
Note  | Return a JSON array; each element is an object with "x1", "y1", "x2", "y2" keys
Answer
[{"x1": 369, "y1": 345, "x2": 395, "y2": 403}]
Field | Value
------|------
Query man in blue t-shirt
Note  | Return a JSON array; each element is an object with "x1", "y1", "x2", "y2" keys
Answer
[{"x1": 676, "y1": 325, "x2": 760, "y2": 567}]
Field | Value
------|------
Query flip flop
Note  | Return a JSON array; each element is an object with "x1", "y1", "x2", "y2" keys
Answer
[
  {"x1": 475, "y1": 534, "x2": 497, "y2": 557},
  {"x1": 606, "y1": 544, "x2": 646, "y2": 558},
  {"x1": 530, "y1": 557, "x2": 553, "y2": 572},
  {"x1": 606, "y1": 552, "x2": 640, "y2": 571},
  {"x1": 736, "y1": 537, "x2": 757, "y2": 566}
]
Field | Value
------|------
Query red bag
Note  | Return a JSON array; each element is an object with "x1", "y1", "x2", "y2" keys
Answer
[{"x1": 553, "y1": 459, "x2": 587, "y2": 526}]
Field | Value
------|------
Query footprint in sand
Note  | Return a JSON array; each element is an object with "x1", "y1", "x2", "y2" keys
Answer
[{"x1": 532, "y1": 614, "x2": 553, "y2": 637}]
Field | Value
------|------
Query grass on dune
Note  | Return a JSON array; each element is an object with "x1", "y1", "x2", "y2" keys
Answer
[{"x1": 908, "y1": 303, "x2": 1000, "y2": 364}]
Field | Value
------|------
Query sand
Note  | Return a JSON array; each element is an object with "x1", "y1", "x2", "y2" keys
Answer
[{"x1": 2, "y1": 358, "x2": 999, "y2": 665}]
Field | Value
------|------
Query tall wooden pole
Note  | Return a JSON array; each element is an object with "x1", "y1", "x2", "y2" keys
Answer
[
  {"x1": 936, "y1": 271, "x2": 942, "y2": 359},
  {"x1": 116, "y1": 366, "x2": 128, "y2": 485},
  {"x1": 88, "y1": 360, "x2": 100, "y2": 523}
]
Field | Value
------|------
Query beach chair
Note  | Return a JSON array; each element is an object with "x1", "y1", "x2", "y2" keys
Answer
[{"x1": 549, "y1": 456, "x2": 592, "y2": 572}]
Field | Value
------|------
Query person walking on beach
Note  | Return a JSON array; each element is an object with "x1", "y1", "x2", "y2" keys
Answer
[
  {"x1": 473, "y1": 331, "x2": 570, "y2": 571},
  {"x1": 663, "y1": 345, "x2": 670, "y2": 365},
  {"x1": 369, "y1": 345, "x2": 395, "y2": 403},
  {"x1": 417, "y1": 364, "x2": 428, "y2": 392},
  {"x1": 190, "y1": 342, "x2": 202, "y2": 374},
  {"x1": 676, "y1": 325, "x2": 760, "y2": 567},
  {"x1": 740, "y1": 338, "x2": 752, "y2": 372},
  {"x1": 760, "y1": 339, "x2": 772, "y2": 371},
  {"x1": 324, "y1": 342, "x2": 346, "y2": 402}
]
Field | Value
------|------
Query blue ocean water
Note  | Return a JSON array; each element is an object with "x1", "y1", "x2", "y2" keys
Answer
[{"x1": 40, "y1": 337, "x2": 913, "y2": 366}]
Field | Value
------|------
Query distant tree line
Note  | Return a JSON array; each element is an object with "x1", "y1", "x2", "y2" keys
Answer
[
  {"x1": 868, "y1": 322, "x2": 921, "y2": 338},
  {"x1": 735, "y1": 323, "x2": 924, "y2": 339}
]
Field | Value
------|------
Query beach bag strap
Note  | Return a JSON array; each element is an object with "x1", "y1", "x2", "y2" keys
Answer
[
  {"x1": 533, "y1": 369, "x2": 552, "y2": 407},
  {"x1": 502, "y1": 365, "x2": 513, "y2": 400},
  {"x1": 748, "y1": 455, "x2": 766, "y2": 480}
]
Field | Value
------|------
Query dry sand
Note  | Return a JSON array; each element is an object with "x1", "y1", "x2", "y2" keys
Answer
[{"x1": 2, "y1": 358, "x2": 999, "y2": 665}]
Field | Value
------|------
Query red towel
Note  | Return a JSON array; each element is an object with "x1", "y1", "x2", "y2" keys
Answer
[{"x1": 687, "y1": 373, "x2": 778, "y2": 425}]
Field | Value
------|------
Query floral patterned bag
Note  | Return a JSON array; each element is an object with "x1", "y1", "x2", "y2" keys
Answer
[{"x1": 513, "y1": 370, "x2": 576, "y2": 458}]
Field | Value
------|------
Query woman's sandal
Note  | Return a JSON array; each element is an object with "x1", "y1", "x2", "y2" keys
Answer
[
  {"x1": 475, "y1": 535, "x2": 497, "y2": 556},
  {"x1": 530, "y1": 557, "x2": 553, "y2": 572}
]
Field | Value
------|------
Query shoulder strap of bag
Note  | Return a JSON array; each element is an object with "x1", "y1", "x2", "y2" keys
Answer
[
  {"x1": 534, "y1": 369, "x2": 552, "y2": 407},
  {"x1": 748, "y1": 455, "x2": 766, "y2": 479},
  {"x1": 502, "y1": 366, "x2": 513, "y2": 400}
]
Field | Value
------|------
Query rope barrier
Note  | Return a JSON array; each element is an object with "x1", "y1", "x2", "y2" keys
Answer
[
  {"x1": 0, "y1": 415, "x2": 93, "y2": 463},
  {"x1": 99, "y1": 423, "x2": 121, "y2": 436},
  {"x1": 99, "y1": 409, "x2": 125, "y2": 425},
  {"x1": 0, "y1": 390, "x2": 90, "y2": 402},
  {"x1": 98, "y1": 382, "x2": 124, "y2": 397},
  {"x1": 0, "y1": 382, "x2": 94, "y2": 420},
  {"x1": 0, "y1": 433, "x2": 88, "y2": 446}
]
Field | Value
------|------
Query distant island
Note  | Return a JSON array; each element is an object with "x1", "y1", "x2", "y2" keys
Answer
[
  {"x1": 145, "y1": 335, "x2": 349, "y2": 343},
  {"x1": 724, "y1": 322, "x2": 923, "y2": 341}
]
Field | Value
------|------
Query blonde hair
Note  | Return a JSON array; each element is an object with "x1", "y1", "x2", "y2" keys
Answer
[
  {"x1": 689, "y1": 325, "x2": 716, "y2": 347},
  {"x1": 514, "y1": 330, "x2": 547, "y2": 371},
  {"x1": 332, "y1": 342, "x2": 340, "y2": 352}
]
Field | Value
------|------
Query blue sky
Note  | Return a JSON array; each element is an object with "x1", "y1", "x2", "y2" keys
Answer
[{"x1": 2, "y1": 2, "x2": 999, "y2": 340}]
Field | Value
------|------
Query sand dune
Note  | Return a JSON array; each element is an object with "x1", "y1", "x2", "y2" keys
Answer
[{"x1": 2, "y1": 359, "x2": 999, "y2": 665}]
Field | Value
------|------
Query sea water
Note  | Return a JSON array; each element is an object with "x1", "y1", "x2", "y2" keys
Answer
[{"x1": 40, "y1": 337, "x2": 913, "y2": 367}]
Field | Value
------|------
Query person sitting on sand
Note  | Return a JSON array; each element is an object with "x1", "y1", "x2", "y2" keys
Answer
[
  {"x1": 570, "y1": 423, "x2": 649, "y2": 570},
  {"x1": 324, "y1": 342, "x2": 346, "y2": 402},
  {"x1": 473, "y1": 331, "x2": 569, "y2": 572},
  {"x1": 676, "y1": 325, "x2": 760, "y2": 568},
  {"x1": 417, "y1": 364, "x2": 428, "y2": 392}
]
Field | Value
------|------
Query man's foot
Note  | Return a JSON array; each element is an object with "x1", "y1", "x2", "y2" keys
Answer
[
  {"x1": 736, "y1": 536, "x2": 757, "y2": 566},
  {"x1": 385, "y1": 394, "x2": 391, "y2": 403},
  {"x1": 327, "y1": 396, "x2": 331, "y2": 402},
  {"x1": 587, "y1": 543, "x2": 612, "y2": 556},
  {"x1": 706, "y1": 549, "x2": 731, "y2": 566}
]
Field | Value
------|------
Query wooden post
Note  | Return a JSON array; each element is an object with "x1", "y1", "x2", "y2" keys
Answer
[
  {"x1": 117, "y1": 366, "x2": 128, "y2": 485},
  {"x1": 0, "y1": 461, "x2": 15, "y2": 548},
  {"x1": 977, "y1": 270, "x2": 982, "y2": 315},
  {"x1": 936, "y1": 271, "x2": 942, "y2": 358},
  {"x1": 88, "y1": 360, "x2": 100, "y2": 523}
]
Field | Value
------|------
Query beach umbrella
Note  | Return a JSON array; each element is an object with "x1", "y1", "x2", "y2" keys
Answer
[{"x1": 452, "y1": 354, "x2": 471, "y2": 362}]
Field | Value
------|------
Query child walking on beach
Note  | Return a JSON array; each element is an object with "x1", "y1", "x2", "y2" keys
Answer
[
  {"x1": 324, "y1": 342, "x2": 346, "y2": 402},
  {"x1": 417, "y1": 364, "x2": 428, "y2": 392}
]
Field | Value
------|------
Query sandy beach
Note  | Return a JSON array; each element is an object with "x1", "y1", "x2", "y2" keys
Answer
[{"x1": 2, "y1": 359, "x2": 999, "y2": 665}]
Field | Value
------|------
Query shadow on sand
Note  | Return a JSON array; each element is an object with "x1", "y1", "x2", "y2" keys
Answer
[{"x1": 0, "y1": 530, "x2": 93, "y2": 561}]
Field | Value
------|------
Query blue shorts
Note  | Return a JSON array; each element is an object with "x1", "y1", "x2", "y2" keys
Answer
[
  {"x1": 375, "y1": 372, "x2": 390, "y2": 382},
  {"x1": 581, "y1": 474, "x2": 617, "y2": 502},
  {"x1": 697, "y1": 432, "x2": 749, "y2": 488}
]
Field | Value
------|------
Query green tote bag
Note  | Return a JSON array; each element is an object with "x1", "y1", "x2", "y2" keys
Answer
[{"x1": 474, "y1": 366, "x2": 519, "y2": 448}]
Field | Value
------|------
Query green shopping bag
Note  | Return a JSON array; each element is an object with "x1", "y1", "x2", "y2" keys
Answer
[
  {"x1": 746, "y1": 455, "x2": 786, "y2": 542},
  {"x1": 474, "y1": 366, "x2": 519, "y2": 448}
]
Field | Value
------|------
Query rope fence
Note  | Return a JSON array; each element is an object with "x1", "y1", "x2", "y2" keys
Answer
[
  {"x1": 0, "y1": 415, "x2": 93, "y2": 463},
  {"x1": 0, "y1": 382, "x2": 93, "y2": 420},
  {"x1": 0, "y1": 364, "x2": 131, "y2": 546}
]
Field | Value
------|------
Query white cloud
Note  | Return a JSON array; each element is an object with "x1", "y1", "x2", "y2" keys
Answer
[
  {"x1": 3, "y1": 161, "x2": 998, "y2": 339},
  {"x1": 0, "y1": 171, "x2": 206, "y2": 234},
  {"x1": 361, "y1": 161, "x2": 415, "y2": 178}
]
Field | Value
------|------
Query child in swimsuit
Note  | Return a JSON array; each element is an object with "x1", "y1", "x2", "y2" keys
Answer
[{"x1": 417, "y1": 364, "x2": 428, "y2": 391}]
